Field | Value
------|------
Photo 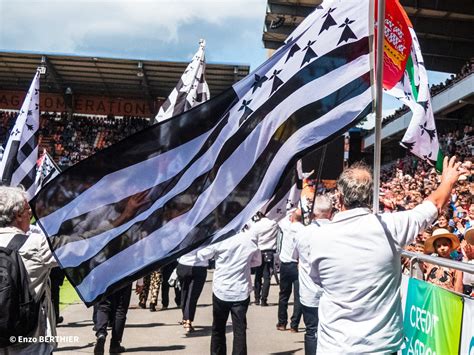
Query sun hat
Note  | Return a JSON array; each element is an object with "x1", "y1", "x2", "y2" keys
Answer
[{"x1": 424, "y1": 228, "x2": 460, "y2": 254}]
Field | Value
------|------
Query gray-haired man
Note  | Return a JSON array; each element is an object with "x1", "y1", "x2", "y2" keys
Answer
[
  {"x1": 0, "y1": 186, "x2": 57, "y2": 354},
  {"x1": 306, "y1": 158, "x2": 462, "y2": 354}
]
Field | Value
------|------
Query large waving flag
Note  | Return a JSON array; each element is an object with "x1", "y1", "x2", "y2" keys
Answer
[
  {"x1": 0, "y1": 71, "x2": 40, "y2": 200},
  {"x1": 31, "y1": 0, "x2": 373, "y2": 306},
  {"x1": 381, "y1": 0, "x2": 441, "y2": 166},
  {"x1": 155, "y1": 39, "x2": 210, "y2": 123}
]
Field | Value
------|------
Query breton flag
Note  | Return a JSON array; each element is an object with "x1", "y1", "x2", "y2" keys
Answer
[
  {"x1": 381, "y1": 0, "x2": 441, "y2": 167},
  {"x1": 31, "y1": 0, "x2": 374, "y2": 305},
  {"x1": 262, "y1": 160, "x2": 314, "y2": 221},
  {"x1": 0, "y1": 71, "x2": 40, "y2": 200},
  {"x1": 34, "y1": 149, "x2": 61, "y2": 195},
  {"x1": 155, "y1": 39, "x2": 210, "y2": 123}
]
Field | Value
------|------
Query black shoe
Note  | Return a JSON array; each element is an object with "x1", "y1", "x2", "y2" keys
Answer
[
  {"x1": 138, "y1": 301, "x2": 146, "y2": 309},
  {"x1": 261, "y1": 300, "x2": 268, "y2": 307},
  {"x1": 110, "y1": 341, "x2": 126, "y2": 354},
  {"x1": 255, "y1": 299, "x2": 260, "y2": 305},
  {"x1": 149, "y1": 303, "x2": 157, "y2": 312},
  {"x1": 94, "y1": 334, "x2": 106, "y2": 355},
  {"x1": 56, "y1": 316, "x2": 64, "y2": 325}
]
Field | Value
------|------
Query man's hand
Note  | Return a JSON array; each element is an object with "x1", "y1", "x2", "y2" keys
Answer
[{"x1": 441, "y1": 156, "x2": 463, "y2": 186}]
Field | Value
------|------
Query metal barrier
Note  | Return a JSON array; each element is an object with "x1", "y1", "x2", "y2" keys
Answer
[{"x1": 401, "y1": 250, "x2": 474, "y2": 278}]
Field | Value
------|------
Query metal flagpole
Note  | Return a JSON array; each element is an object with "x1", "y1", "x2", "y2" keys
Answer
[{"x1": 373, "y1": 0, "x2": 385, "y2": 214}]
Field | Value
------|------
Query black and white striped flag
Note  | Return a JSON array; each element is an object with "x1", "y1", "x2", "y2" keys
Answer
[
  {"x1": 35, "y1": 149, "x2": 61, "y2": 195},
  {"x1": 0, "y1": 71, "x2": 40, "y2": 200},
  {"x1": 155, "y1": 39, "x2": 210, "y2": 123},
  {"x1": 31, "y1": 0, "x2": 373, "y2": 305}
]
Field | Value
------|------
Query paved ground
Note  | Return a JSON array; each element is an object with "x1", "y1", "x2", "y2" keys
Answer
[{"x1": 55, "y1": 272, "x2": 306, "y2": 354}]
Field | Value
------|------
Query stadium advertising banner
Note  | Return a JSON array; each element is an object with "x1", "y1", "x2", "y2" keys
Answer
[
  {"x1": 0, "y1": 90, "x2": 162, "y2": 117},
  {"x1": 403, "y1": 278, "x2": 463, "y2": 355}
]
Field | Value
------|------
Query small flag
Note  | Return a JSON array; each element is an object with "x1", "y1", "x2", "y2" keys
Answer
[
  {"x1": 155, "y1": 39, "x2": 210, "y2": 123},
  {"x1": 381, "y1": 0, "x2": 441, "y2": 167},
  {"x1": 0, "y1": 71, "x2": 40, "y2": 200},
  {"x1": 35, "y1": 150, "x2": 61, "y2": 195},
  {"x1": 31, "y1": 0, "x2": 374, "y2": 306}
]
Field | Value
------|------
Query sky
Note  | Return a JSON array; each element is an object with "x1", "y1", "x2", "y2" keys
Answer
[{"x1": 0, "y1": 0, "x2": 450, "y2": 126}]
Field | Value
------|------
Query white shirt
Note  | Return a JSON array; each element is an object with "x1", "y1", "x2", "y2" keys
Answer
[
  {"x1": 278, "y1": 216, "x2": 301, "y2": 263},
  {"x1": 248, "y1": 217, "x2": 279, "y2": 251},
  {"x1": 463, "y1": 259, "x2": 474, "y2": 286},
  {"x1": 178, "y1": 248, "x2": 209, "y2": 267},
  {"x1": 197, "y1": 230, "x2": 262, "y2": 302},
  {"x1": 308, "y1": 201, "x2": 437, "y2": 354},
  {"x1": 293, "y1": 219, "x2": 330, "y2": 308}
]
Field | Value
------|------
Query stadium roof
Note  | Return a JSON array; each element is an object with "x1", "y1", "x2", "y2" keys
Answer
[
  {"x1": 0, "y1": 51, "x2": 250, "y2": 101},
  {"x1": 262, "y1": 0, "x2": 474, "y2": 73}
]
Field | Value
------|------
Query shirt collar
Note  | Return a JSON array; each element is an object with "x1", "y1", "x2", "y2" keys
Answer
[{"x1": 332, "y1": 207, "x2": 372, "y2": 222}]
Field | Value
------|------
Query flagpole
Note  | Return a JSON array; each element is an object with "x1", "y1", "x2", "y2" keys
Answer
[{"x1": 373, "y1": 0, "x2": 385, "y2": 214}]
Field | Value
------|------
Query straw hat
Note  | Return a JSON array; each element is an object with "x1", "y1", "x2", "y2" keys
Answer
[
  {"x1": 424, "y1": 228, "x2": 460, "y2": 254},
  {"x1": 465, "y1": 227, "x2": 474, "y2": 246}
]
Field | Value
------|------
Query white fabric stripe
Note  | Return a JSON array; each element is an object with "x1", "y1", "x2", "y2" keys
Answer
[
  {"x1": 56, "y1": 54, "x2": 370, "y2": 268},
  {"x1": 76, "y1": 87, "x2": 372, "y2": 303},
  {"x1": 39, "y1": 129, "x2": 214, "y2": 236}
]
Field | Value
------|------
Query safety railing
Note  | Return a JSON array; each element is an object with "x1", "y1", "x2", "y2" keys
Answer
[{"x1": 401, "y1": 250, "x2": 474, "y2": 278}]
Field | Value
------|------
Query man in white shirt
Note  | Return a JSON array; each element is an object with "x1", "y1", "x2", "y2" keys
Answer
[
  {"x1": 277, "y1": 209, "x2": 303, "y2": 332},
  {"x1": 248, "y1": 212, "x2": 280, "y2": 306},
  {"x1": 197, "y1": 229, "x2": 261, "y2": 355},
  {"x1": 0, "y1": 186, "x2": 57, "y2": 355},
  {"x1": 307, "y1": 157, "x2": 463, "y2": 354},
  {"x1": 294, "y1": 195, "x2": 333, "y2": 355}
]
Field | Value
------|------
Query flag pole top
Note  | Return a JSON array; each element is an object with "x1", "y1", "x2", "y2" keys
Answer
[{"x1": 199, "y1": 39, "x2": 206, "y2": 47}]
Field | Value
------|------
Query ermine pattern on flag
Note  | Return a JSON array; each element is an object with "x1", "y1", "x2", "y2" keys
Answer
[
  {"x1": 31, "y1": 0, "x2": 373, "y2": 305},
  {"x1": 0, "y1": 71, "x2": 40, "y2": 200},
  {"x1": 155, "y1": 40, "x2": 210, "y2": 123}
]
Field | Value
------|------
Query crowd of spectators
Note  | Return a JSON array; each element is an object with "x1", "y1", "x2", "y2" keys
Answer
[
  {"x1": 380, "y1": 59, "x2": 474, "y2": 127},
  {"x1": 0, "y1": 111, "x2": 151, "y2": 169}
]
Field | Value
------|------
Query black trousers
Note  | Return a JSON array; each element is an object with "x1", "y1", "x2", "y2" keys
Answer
[
  {"x1": 177, "y1": 264, "x2": 207, "y2": 321},
  {"x1": 211, "y1": 294, "x2": 250, "y2": 355},
  {"x1": 277, "y1": 262, "x2": 302, "y2": 329},
  {"x1": 161, "y1": 261, "x2": 180, "y2": 307},
  {"x1": 94, "y1": 284, "x2": 132, "y2": 342},
  {"x1": 49, "y1": 267, "x2": 65, "y2": 320},
  {"x1": 254, "y1": 251, "x2": 273, "y2": 302}
]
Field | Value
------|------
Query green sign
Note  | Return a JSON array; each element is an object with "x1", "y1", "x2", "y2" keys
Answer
[{"x1": 403, "y1": 278, "x2": 463, "y2": 355}]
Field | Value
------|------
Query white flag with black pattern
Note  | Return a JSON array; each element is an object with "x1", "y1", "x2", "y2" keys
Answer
[
  {"x1": 155, "y1": 39, "x2": 210, "y2": 123},
  {"x1": 35, "y1": 149, "x2": 61, "y2": 195},
  {"x1": 31, "y1": 0, "x2": 374, "y2": 306},
  {"x1": 0, "y1": 70, "x2": 40, "y2": 200}
]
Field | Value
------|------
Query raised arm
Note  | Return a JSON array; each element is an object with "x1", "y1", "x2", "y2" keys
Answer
[{"x1": 426, "y1": 157, "x2": 463, "y2": 211}]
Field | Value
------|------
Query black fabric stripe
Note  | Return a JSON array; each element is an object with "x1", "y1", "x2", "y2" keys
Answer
[
  {"x1": 19, "y1": 134, "x2": 37, "y2": 161},
  {"x1": 51, "y1": 37, "x2": 370, "y2": 247},
  {"x1": 18, "y1": 165, "x2": 36, "y2": 190},
  {"x1": 0, "y1": 140, "x2": 20, "y2": 184},
  {"x1": 63, "y1": 72, "x2": 371, "y2": 287},
  {"x1": 261, "y1": 165, "x2": 298, "y2": 215},
  {"x1": 30, "y1": 88, "x2": 239, "y2": 217},
  {"x1": 172, "y1": 91, "x2": 188, "y2": 116},
  {"x1": 160, "y1": 97, "x2": 172, "y2": 112},
  {"x1": 81, "y1": 101, "x2": 373, "y2": 307}
]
